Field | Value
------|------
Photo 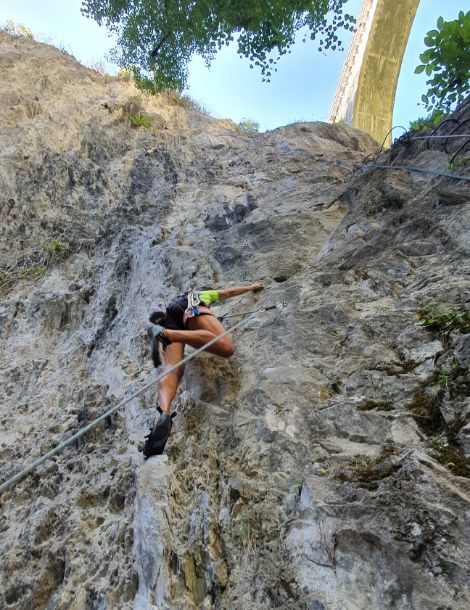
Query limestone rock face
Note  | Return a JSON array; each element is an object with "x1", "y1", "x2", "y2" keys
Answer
[{"x1": 1, "y1": 33, "x2": 469, "y2": 610}]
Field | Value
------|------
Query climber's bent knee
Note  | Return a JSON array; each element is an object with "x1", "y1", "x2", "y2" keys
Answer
[
  {"x1": 187, "y1": 313, "x2": 234, "y2": 358},
  {"x1": 217, "y1": 339, "x2": 235, "y2": 358}
]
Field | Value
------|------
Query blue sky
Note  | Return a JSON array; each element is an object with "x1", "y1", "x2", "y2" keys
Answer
[{"x1": 0, "y1": 0, "x2": 464, "y2": 133}]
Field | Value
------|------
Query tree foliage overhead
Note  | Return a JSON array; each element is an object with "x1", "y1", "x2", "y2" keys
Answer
[
  {"x1": 415, "y1": 11, "x2": 470, "y2": 113},
  {"x1": 81, "y1": 0, "x2": 355, "y2": 92}
]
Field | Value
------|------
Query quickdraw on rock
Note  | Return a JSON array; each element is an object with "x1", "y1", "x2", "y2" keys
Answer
[{"x1": 217, "y1": 301, "x2": 287, "y2": 322}]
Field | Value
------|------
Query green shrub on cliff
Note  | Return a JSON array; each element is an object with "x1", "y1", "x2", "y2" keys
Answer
[
  {"x1": 409, "y1": 110, "x2": 447, "y2": 132},
  {"x1": 127, "y1": 112, "x2": 155, "y2": 128},
  {"x1": 417, "y1": 303, "x2": 470, "y2": 335},
  {"x1": 236, "y1": 119, "x2": 260, "y2": 134},
  {"x1": 415, "y1": 11, "x2": 470, "y2": 112},
  {"x1": 0, "y1": 20, "x2": 33, "y2": 38},
  {"x1": 18, "y1": 265, "x2": 46, "y2": 279},
  {"x1": 449, "y1": 156, "x2": 470, "y2": 170},
  {"x1": 43, "y1": 239, "x2": 68, "y2": 255}
]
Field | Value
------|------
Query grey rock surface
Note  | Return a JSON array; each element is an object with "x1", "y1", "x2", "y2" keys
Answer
[
  {"x1": 1, "y1": 33, "x2": 469, "y2": 610},
  {"x1": 455, "y1": 334, "x2": 470, "y2": 369}
]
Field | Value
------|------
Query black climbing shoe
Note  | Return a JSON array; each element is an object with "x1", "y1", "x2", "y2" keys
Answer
[
  {"x1": 142, "y1": 412, "x2": 173, "y2": 458},
  {"x1": 147, "y1": 323, "x2": 171, "y2": 368}
]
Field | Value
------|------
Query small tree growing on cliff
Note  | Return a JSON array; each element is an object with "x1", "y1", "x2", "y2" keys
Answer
[
  {"x1": 415, "y1": 11, "x2": 470, "y2": 113},
  {"x1": 81, "y1": 0, "x2": 355, "y2": 92},
  {"x1": 0, "y1": 20, "x2": 33, "y2": 38}
]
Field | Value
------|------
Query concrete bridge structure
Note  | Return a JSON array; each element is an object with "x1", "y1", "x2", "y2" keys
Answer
[{"x1": 329, "y1": 0, "x2": 420, "y2": 146}]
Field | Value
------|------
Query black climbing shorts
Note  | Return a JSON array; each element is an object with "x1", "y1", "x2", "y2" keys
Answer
[{"x1": 163, "y1": 293, "x2": 216, "y2": 330}]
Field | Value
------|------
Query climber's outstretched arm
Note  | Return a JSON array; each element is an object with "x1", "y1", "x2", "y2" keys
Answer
[{"x1": 217, "y1": 283, "x2": 263, "y2": 300}]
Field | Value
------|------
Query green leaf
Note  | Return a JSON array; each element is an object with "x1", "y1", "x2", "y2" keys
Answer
[
  {"x1": 416, "y1": 12, "x2": 470, "y2": 114},
  {"x1": 421, "y1": 94, "x2": 429, "y2": 103}
]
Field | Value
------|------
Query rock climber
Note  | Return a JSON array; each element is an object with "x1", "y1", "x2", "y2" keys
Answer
[{"x1": 142, "y1": 283, "x2": 263, "y2": 458}]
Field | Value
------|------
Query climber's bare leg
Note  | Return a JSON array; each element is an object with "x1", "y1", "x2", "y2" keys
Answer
[
  {"x1": 157, "y1": 342, "x2": 185, "y2": 415},
  {"x1": 163, "y1": 315, "x2": 235, "y2": 358},
  {"x1": 187, "y1": 314, "x2": 235, "y2": 357}
]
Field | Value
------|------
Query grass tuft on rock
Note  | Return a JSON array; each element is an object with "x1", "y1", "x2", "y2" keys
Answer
[
  {"x1": 18, "y1": 265, "x2": 46, "y2": 279},
  {"x1": 0, "y1": 239, "x2": 69, "y2": 294},
  {"x1": 127, "y1": 112, "x2": 155, "y2": 129},
  {"x1": 357, "y1": 399, "x2": 395, "y2": 412},
  {"x1": 428, "y1": 442, "x2": 470, "y2": 478},
  {"x1": 407, "y1": 388, "x2": 445, "y2": 435},
  {"x1": 417, "y1": 303, "x2": 470, "y2": 335},
  {"x1": 334, "y1": 446, "x2": 401, "y2": 491},
  {"x1": 43, "y1": 239, "x2": 68, "y2": 255}
]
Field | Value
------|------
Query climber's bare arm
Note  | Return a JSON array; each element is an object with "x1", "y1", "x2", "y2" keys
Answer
[{"x1": 217, "y1": 283, "x2": 264, "y2": 300}]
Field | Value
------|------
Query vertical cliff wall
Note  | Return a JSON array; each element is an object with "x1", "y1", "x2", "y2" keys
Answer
[{"x1": 1, "y1": 33, "x2": 469, "y2": 610}]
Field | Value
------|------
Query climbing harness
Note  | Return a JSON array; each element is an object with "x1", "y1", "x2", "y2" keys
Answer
[
  {"x1": 168, "y1": 288, "x2": 212, "y2": 325},
  {"x1": 0, "y1": 303, "x2": 280, "y2": 495},
  {"x1": 184, "y1": 287, "x2": 200, "y2": 319},
  {"x1": 183, "y1": 287, "x2": 216, "y2": 323}
]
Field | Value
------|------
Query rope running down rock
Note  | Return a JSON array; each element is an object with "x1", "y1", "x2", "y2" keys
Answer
[
  {"x1": 0, "y1": 307, "x2": 270, "y2": 495},
  {"x1": 362, "y1": 163, "x2": 470, "y2": 182}
]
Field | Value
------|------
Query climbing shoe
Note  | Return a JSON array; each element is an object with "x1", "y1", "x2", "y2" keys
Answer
[
  {"x1": 142, "y1": 411, "x2": 173, "y2": 458},
  {"x1": 147, "y1": 323, "x2": 171, "y2": 368}
]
